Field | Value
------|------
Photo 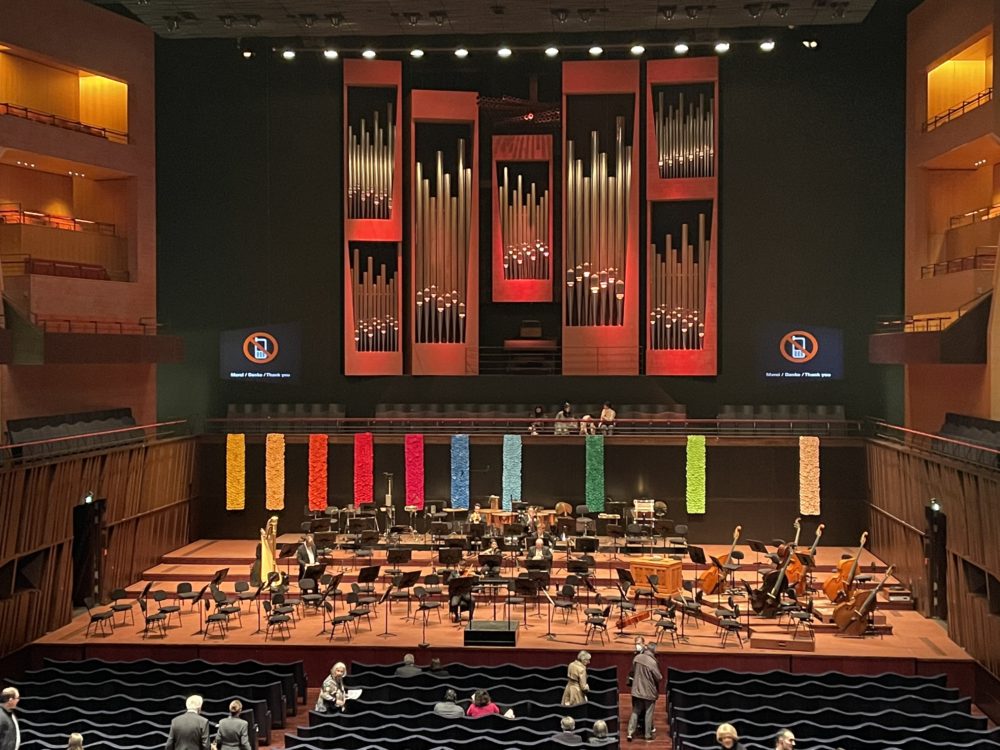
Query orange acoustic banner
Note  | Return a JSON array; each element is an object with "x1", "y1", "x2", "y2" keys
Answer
[{"x1": 308, "y1": 434, "x2": 328, "y2": 512}]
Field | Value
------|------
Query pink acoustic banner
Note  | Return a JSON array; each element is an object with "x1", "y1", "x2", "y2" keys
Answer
[
  {"x1": 354, "y1": 432, "x2": 374, "y2": 507},
  {"x1": 405, "y1": 433, "x2": 425, "y2": 510}
]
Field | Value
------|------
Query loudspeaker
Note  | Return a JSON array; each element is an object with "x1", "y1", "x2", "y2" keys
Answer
[{"x1": 463, "y1": 620, "x2": 519, "y2": 647}]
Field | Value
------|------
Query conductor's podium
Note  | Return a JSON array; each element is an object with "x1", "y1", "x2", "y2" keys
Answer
[{"x1": 629, "y1": 557, "x2": 683, "y2": 596}]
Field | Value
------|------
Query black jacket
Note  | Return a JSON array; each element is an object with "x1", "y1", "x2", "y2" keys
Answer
[
  {"x1": 0, "y1": 708, "x2": 19, "y2": 750},
  {"x1": 214, "y1": 717, "x2": 251, "y2": 750},
  {"x1": 165, "y1": 711, "x2": 210, "y2": 750}
]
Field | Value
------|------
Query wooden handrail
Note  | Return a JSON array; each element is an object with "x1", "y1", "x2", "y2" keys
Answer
[
  {"x1": 870, "y1": 419, "x2": 1000, "y2": 456},
  {"x1": 0, "y1": 419, "x2": 188, "y2": 452}
]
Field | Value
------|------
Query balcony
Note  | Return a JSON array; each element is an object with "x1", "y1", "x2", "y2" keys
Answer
[
  {"x1": 0, "y1": 102, "x2": 127, "y2": 144},
  {"x1": 870, "y1": 291, "x2": 992, "y2": 364},
  {"x1": 923, "y1": 88, "x2": 993, "y2": 133},
  {"x1": 921, "y1": 248, "x2": 996, "y2": 278}
]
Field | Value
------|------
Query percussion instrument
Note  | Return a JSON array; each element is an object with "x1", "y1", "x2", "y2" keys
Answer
[
  {"x1": 633, "y1": 499, "x2": 655, "y2": 521},
  {"x1": 534, "y1": 509, "x2": 557, "y2": 531}
]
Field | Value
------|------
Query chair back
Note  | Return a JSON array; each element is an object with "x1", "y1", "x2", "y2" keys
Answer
[
  {"x1": 177, "y1": 582, "x2": 193, "y2": 595},
  {"x1": 84, "y1": 596, "x2": 97, "y2": 612}
]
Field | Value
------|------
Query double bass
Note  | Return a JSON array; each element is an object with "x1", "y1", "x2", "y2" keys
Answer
[
  {"x1": 698, "y1": 525, "x2": 742, "y2": 595},
  {"x1": 833, "y1": 565, "x2": 895, "y2": 636},
  {"x1": 786, "y1": 523, "x2": 825, "y2": 597},
  {"x1": 751, "y1": 518, "x2": 801, "y2": 618},
  {"x1": 822, "y1": 531, "x2": 868, "y2": 603}
]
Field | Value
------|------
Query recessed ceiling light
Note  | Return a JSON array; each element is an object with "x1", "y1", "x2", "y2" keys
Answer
[
  {"x1": 362, "y1": 48, "x2": 376, "y2": 59},
  {"x1": 714, "y1": 41, "x2": 730, "y2": 53},
  {"x1": 323, "y1": 48, "x2": 339, "y2": 60},
  {"x1": 497, "y1": 46, "x2": 512, "y2": 58},
  {"x1": 630, "y1": 44, "x2": 646, "y2": 56},
  {"x1": 410, "y1": 48, "x2": 424, "y2": 58},
  {"x1": 589, "y1": 45, "x2": 603, "y2": 57},
  {"x1": 454, "y1": 46, "x2": 469, "y2": 58},
  {"x1": 281, "y1": 48, "x2": 296, "y2": 60},
  {"x1": 802, "y1": 39, "x2": 819, "y2": 49},
  {"x1": 674, "y1": 42, "x2": 689, "y2": 55},
  {"x1": 545, "y1": 46, "x2": 559, "y2": 57},
  {"x1": 759, "y1": 39, "x2": 776, "y2": 52}
]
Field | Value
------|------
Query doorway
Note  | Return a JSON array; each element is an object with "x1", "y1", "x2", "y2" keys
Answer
[
  {"x1": 925, "y1": 502, "x2": 948, "y2": 622},
  {"x1": 72, "y1": 497, "x2": 106, "y2": 607}
]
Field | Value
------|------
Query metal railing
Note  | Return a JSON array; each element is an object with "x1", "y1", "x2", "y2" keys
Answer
[
  {"x1": 949, "y1": 202, "x2": 1000, "y2": 229},
  {"x1": 30, "y1": 315, "x2": 158, "y2": 335},
  {"x1": 0, "y1": 202, "x2": 117, "y2": 236},
  {"x1": 871, "y1": 420, "x2": 999, "y2": 471},
  {"x1": 0, "y1": 419, "x2": 189, "y2": 464},
  {"x1": 1, "y1": 254, "x2": 113, "y2": 281},
  {"x1": 0, "y1": 102, "x2": 128, "y2": 143},
  {"x1": 205, "y1": 415, "x2": 864, "y2": 437},
  {"x1": 479, "y1": 345, "x2": 560, "y2": 375},
  {"x1": 875, "y1": 314, "x2": 955, "y2": 333},
  {"x1": 923, "y1": 87, "x2": 993, "y2": 133},
  {"x1": 920, "y1": 247, "x2": 997, "y2": 277}
]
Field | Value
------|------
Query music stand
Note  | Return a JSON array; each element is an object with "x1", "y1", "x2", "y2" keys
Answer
[
  {"x1": 525, "y1": 558, "x2": 551, "y2": 574},
  {"x1": 357, "y1": 565, "x2": 381, "y2": 596},
  {"x1": 211, "y1": 568, "x2": 229, "y2": 587},
  {"x1": 575, "y1": 536, "x2": 598, "y2": 561},
  {"x1": 541, "y1": 587, "x2": 557, "y2": 640},
  {"x1": 747, "y1": 539, "x2": 769, "y2": 584},
  {"x1": 314, "y1": 531, "x2": 337, "y2": 555},
  {"x1": 430, "y1": 522, "x2": 450, "y2": 543},
  {"x1": 556, "y1": 517, "x2": 575, "y2": 538},
  {"x1": 478, "y1": 553, "x2": 502, "y2": 577},
  {"x1": 512, "y1": 577, "x2": 537, "y2": 627},
  {"x1": 303, "y1": 563, "x2": 327, "y2": 584},
  {"x1": 323, "y1": 572, "x2": 344, "y2": 620},
  {"x1": 377, "y1": 584, "x2": 396, "y2": 638},
  {"x1": 687, "y1": 544, "x2": 707, "y2": 592},
  {"x1": 194, "y1": 583, "x2": 212, "y2": 634},
  {"x1": 448, "y1": 575, "x2": 476, "y2": 628},
  {"x1": 438, "y1": 545, "x2": 463, "y2": 575},
  {"x1": 386, "y1": 547, "x2": 412, "y2": 579}
]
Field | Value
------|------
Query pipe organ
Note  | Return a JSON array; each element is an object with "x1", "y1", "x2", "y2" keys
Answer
[
  {"x1": 347, "y1": 105, "x2": 395, "y2": 220},
  {"x1": 350, "y1": 247, "x2": 399, "y2": 352},
  {"x1": 498, "y1": 167, "x2": 549, "y2": 281},
  {"x1": 648, "y1": 210, "x2": 710, "y2": 351},
  {"x1": 654, "y1": 90, "x2": 714, "y2": 179}
]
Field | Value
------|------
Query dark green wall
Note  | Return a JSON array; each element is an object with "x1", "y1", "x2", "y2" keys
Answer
[{"x1": 155, "y1": 4, "x2": 908, "y2": 423}]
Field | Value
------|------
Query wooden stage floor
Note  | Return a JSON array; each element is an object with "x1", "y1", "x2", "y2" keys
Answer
[{"x1": 32, "y1": 538, "x2": 974, "y2": 692}]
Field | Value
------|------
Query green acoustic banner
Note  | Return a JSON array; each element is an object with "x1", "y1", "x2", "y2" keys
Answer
[
  {"x1": 585, "y1": 435, "x2": 605, "y2": 512},
  {"x1": 686, "y1": 435, "x2": 706, "y2": 514}
]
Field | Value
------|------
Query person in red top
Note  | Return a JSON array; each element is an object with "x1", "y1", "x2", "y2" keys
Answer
[{"x1": 466, "y1": 689, "x2": 500, "y2": 718}]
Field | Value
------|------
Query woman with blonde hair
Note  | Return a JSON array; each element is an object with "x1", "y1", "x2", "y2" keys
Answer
[
  {"x1": 561, "y1": 650, "x2": 591, "y2": 706},
  {"x1": 716, "y1": 723, "x2": 746, "y2": 749},
  {"x1": 67, "y1": 734, "x2": 84, "y2": 750}
]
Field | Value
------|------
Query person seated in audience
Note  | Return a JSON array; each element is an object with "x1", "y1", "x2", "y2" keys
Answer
[
  {"x1": 561, "y1": 650, "x2": 591, "y2": 706},
  {"x1": 588, "y1": 720, "x2": 609, "y2": 745},
  {"x1": 394, "y1": 653, "x2": 422, "y2": 678},
  {"x1": 553, "y1": 715, "x2": 583, "y2": 746},
  {"x1": 554, "y1": 402, "x2": 577, "y2": 435},
  {"x1": 579, "y1": 414, "x2": 596, "y2": 435},
  {"x1": 67, "y1": 733, "x2": 84, "y2": 750},
  {"x1": 774, "y1": 729, "x2": 796, "y2": 750},
  {"x1": 432, "y1": 688, "x2": 465, "y2": 719},
  {"x1": 529, "y1": 405, "x2": 546, "y2": 435},
  {"x1": 598, "y1": 402, "x2": 616, "y2": 435},
  {"x1": 214, "y1": 701, "x2": 251, "y2": 750},
  {"x1": 466, "y1": 689, "x2": 500, "y2": 718},
  {"x1": 315, "y1": 662, "x2": 348, "y2": 713},
  {"x1": 428, "y1": 657, "x2": 450, "y2": 677},
  {"x1": 715, "y1": 723, "x2": 745, "y2": 750},
  {"x1": 529, "y1": 537, "x2": 553, "y2": 562}
]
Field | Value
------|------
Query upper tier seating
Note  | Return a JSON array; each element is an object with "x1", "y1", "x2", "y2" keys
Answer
[{"x1": 6, "y1": 408, "x2": 137, "y2": 458}]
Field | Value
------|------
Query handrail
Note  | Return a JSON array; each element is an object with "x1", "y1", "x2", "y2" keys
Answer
[
  {"x1": 0, "y1": 202, "x2": 117, "y2": 236},
  {"x1": 0, "y1": 420, "x2": 189, "y2": 463},
  {"x1": 920, "y1": 248, "x2": 997, "y2": 278},
  {"x1": 1, "y1": 254, "x2": 112, "y2": 282},
  {"x1": 875, "y1": 289, "x2": 992, "y2": 333},
  {"x1": 923, "y1": 87, "x2": 993, "y2": 133},
  {"x1": 870, "y1": 419, "x2": 999, "y2": 471},
  {"x1": 0, "y1": 102, "x2": 128, "y2": 143},
  {"x1": 949, "y1": 203, "x2": 1000, "y2": 229}
]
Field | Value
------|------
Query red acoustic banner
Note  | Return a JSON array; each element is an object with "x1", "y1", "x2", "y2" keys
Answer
[
  {"x1": 645, "y1": 57, "x2": 719, "y2": 376},
  {"x1": 343, "y1": 59, "x2": 403, "y2": 375},
  {"x1": 404, "y1": 433, "x2": 425, "y2": 510},
  {"x1": 308, "y1": 434, "x2": 328, "y2": 512},
  {"x1": 562, "y1": 61, "x2": 640, "y2": 374},
  {"x1": 354, "y1": 432, "x2": 374, "y2": 507},
  {"x1": 492, "y1": 134, "x2": 553, "y2": 302}
]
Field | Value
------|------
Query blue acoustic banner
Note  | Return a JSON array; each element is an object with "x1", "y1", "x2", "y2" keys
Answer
[
  {"x1": 501, "y1": 434, "x2": 522, "y2": 511},
  {"x1": 450, "y1": 434, "x2": 470, "y2": 509}
]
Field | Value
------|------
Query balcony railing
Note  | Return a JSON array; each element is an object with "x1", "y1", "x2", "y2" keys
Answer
[
  {"x1": 948, "y1": 203, "x2": 1000, "y2": 229},
  {"x1": 0, "y1": 102, "x2": 128, "y2": 143},
  {"x1": 923, "y1": 87, "x2": 993, "y2": 133},
  {"x1": 1, "y1": 254, "x2": 111, "y2": 281},
  {"x1": 871, "y1": 420, "x2": 999, "y2": 471},
  {"x1": 920, "y1": 247, "x2": 997, "y2": 278},
  {"x1": 0, "y1": 203, "x2": 117, "y2": 236},
  {"x1": 27, "y1": 313, "x2": 159, "y2": 335}
]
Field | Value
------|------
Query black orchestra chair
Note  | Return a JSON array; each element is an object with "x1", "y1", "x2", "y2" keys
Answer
[
  {"x1": 414, "y1": 585, "x2": 442, "y2": 624},
  {"x1": 236, "y1": 580, "x2": 261, "y2": 612},
  {"x1": 262, "y1": 600, "x2": 291, "y2": 641},
  {"x1": 654, "y1": 605, "x2": 678, "y2": 646},
  {"x1": 211, "y1": 586, "x2": 243, "y2": 628},
  {"x1": 323, "y1": 601, "x2": 354, "y2": 641},
  {"x1": 108, "y1": 588, "x2": 134, "y2": 626},
  {"x1": 346, "y1": 591, "x2": 374, "y2": 632},
  {"x1": 83, "y1": 597, "x2": 115, "y2": 637},
  {"x1": 270, "y1": 592, "x2": 297, "y2": 627},
  {"x1": 176, "y1": 582, "x2": 201, "y2": 610},
  {"x1": 719, "y1": 604, "x2": 744, "y2": 648},
  {"x1": 153, "y1": 590, "x2": 182, "y2": 628},
  {"x1": 423, "y1": 573, "x2": 443, "y2": 598},
  {"x1": 585, "y1": 605, "x2": 612, "y2": 645},
  {"x1": 790, "y1": 598, "x2": 816, "y2": 640},
  {"x1": 553, "y1": 583, "x2": 579, "y2": 623},
  {"x1": 137, "y1": 597, "x2": 168, "y2": 639},
  {"x1": 633, "y1": 574, "x2": 659, "y2": 609},
  {"x1": 204, "y1": 603, "x2": 229, "y2": 640},
  {"x1": 297, "y1": 578, "x2": 324, "y2": 616}
]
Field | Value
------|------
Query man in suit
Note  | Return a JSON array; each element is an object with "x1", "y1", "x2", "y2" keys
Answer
[
  {"x1": 0, "y1": 687, "x2": 21, "y2": 750},
  {"x1": 296, "y1": 534, "x2": 319, "y2": 580},
  {"x1": 528, "y1": 538, "x2": 553, "y2": 562},
  {"x1": 165, "y1": 695, "x2": 210, "y2": 750},
  {"x1": 214, "y1": 700, "x2": 251, "y2": 750},
  {"x1": 432, "y1": 689, "x2": 464, "y2": 719},
  {"x1": 553, "y1": 716, "x2": 583, "y2": 746},
  {"x1": 394, "y1": 653, "x2": 422, "y2": 677}
]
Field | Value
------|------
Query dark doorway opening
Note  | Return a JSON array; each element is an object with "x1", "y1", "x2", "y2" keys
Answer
[
  {"x1": 925, "y1": 502, "x2": 947, "y2": 622},
  {"x1": 72, "y1": 497, "x2": 106, "y2": 607}
]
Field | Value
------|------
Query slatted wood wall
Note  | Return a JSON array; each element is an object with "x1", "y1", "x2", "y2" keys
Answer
[
  {"x1": 867, "y1": 439, "x2": 1000, "y2": 676},
  {"x1": 0, "y1": 437, "x2": 195, "y2": 658}
]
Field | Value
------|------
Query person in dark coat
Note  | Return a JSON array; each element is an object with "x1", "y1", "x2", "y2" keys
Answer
[
  {"x1": 165, "y1": 695, "x2": 210, "y2": 750},
  {"x1": 214, "y1": 701, "x2": 251, "y2": 750},
  {"x1": 553, "y1": 716, "x2": 583, "y2": 746},
  {"x1": 0, "y1": 688, "x2": 21, "y2": 750},
  {"x1": 716, "y1": 723, "x2": 747, "y2": 750},
  {"x1": 626, "y1": 643, "x2": 661, "y2": 742},
  {"x1": 295, "y1": 534, "x2": 319, "y2": 580},
  {"x1": 394, "y1": 653, "x2": 422, "y2": 677},
  {"x1": 432, "y1": 689, "x2": 465, "y2": 719}
]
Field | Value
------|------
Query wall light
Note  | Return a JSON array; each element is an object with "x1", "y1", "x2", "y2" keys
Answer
[
  {"x1": 281, "y1": 48, "x2": 296, "y2": 60},
  {"x1": 759, "y1": 39, "x2": 775, "y2": 52},
  {"x1": 714, "y1": 41, "x2": 730, "y2": 53},
  {"x1": 545, "y1": 46, "x2": 559, "y2": 57},
  {"x1": 323, "y1": 48, "x2": 339, "y2": 60},
  {"x1": 630, "y1": 44, "x2": 646, "y2": 56},
  {"x1": 589, "y1": 45, "x2": 603, "y2": 57},
  {"x1": 497, "y1": 46, "x2": 512, "y2": 58},
  {"x1": 802, "y1": 39, "x2": 819, "y2": 49},
  {"x1": 454, "y1": 46, "x2": 469, "y2": 58},
  {"x1": 674, "y1": 42, "x2": 689, "y2": 55},
  {"x1": 362, "y1": 48, "x2": 377, "y2": 59},
  {"x1": 410, "y1": 48, "x2": 424, "y2": 59},
  {"x1": 929, "y1": 498, "x2": 941, "y2": 513}
]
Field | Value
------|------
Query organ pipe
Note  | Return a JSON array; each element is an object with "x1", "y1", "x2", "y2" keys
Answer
[
  {"x1": 655, "y1": 91, "x2": 713, "y2": 179},
  {"x1": 648, "y1": 212, "x2": 709, "y2": 350},
  {"x1": 348, "y1": 104, "x2": 395, "y2": 219},
  {"x1": 499, "y1": 167, "x2": 549, "y2": 280},
  {"x1": 414, "y1": 140, "x2": 472, "y2": 343},
  {"x1": 351, "y1": 248, "x2": 399, "y2": 352},
  {"x1": 565, "y1": 116, "x2": 631, "y2": 326}
]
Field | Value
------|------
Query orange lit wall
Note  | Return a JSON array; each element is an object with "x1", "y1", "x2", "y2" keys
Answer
[
  {"x1": 0, "y1": 52, "x2": 80, "y2": 121},
  {"x1": 926, "y1": 35, "x2": 993, "y2": 120},
  {"x1": 906, "y1": 364, "x2": 991, "y2": 432},
  {"x1": 0, "y1": 163, "x2": 74, "y2": 216},
  {"x1": 78, "y1": 73, "x2": 128, "y2": 133}
]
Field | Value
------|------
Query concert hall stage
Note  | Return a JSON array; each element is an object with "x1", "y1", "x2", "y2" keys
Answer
[{"x1": 26, "y1": 537, "x2": 976, "y2": 699}]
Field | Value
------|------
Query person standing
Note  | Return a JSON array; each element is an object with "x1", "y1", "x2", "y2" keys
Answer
[
  {"x1": 0, "y1": 688, "x2": 21, "y2": 750},
  {"x1": 165, "y1": 695, "x2": 210, "y2": 750},
  {"x1": 295, "y1": 533, "x2": 318, "y2": 580},
  {"x1": 626, "y1": 643, "x2": 661, "y2": 742},
  {"x1": 315, "y1": 663, "x2": 348, "y2": 713},
  {"x1": 561, "y1": 651, "x2": 591, "y2": 706},
  {"x1": 214, "y1": 701, "x2": 251, "y2": 750}
]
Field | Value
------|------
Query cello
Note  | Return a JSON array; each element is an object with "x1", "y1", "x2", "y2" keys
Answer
[
  {"x1": 698, "y1": 525, "x2": 742, "y2": 595},
  {"x1": 751, "y1": 518, "x2": 801, "y2": 617},
  {"x1": 833, "y1": 565, "x2": 895, "y2": 636},
  {"x1": 822, "y1": 531, "x2": 868, "y2": 603},
  {"x1": 786, "y1": 523, "x2": 825, "y2": 597}
]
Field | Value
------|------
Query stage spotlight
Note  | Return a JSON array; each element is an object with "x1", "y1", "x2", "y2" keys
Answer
[
  {"x1": 759, "y1": 39, "x2": 775, "y2": 52},
  {"x1": 497, "y1": 46, "x2": 512, "y2": 58},
  {"x1": 802, "y1": 39, "x2": 819, "y2": 49},
  {"x1": 714, "y1": 41, "x2": 730, "y2": 53},
  {"x1": 658, "y1": 4, "x2": 677, "y2": 20},
  {"x1": 410, "y1": 48, "x2": 424, "y2": 58},
  {"x1": 630, "y1": 44, "x2": 646, "y2": 56},
  {"x1": 323, "y1": 48, "x2": 339, "y2": 60},
  {"x1": 454, "y1": 46, "x2": 469, "y2": 58},
  {"x1": 362, "y1": 48, "x2": 377, "y2": 59},
  {"x1": 545, "y1": 46, "x2": 560, "y2": 57},
  {"x1": 281, "y1": 48, "x2": 296, "y2": 60},
  {"x1": 589, "y1": 45, "x2": 603, "y2": 57},
  {"x1": 674, "y1": 41, "x2": 689, "y2": 55}
]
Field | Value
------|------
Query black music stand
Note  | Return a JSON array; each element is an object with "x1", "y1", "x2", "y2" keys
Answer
[
  {"x1": 194, "y1": 583, "x2": 213, "y2": 634},
  {"x1": 386, "y1": 547, "x2": 412, "y2": 580},
  {"x1": 377, "y1": 585, "x2": 396, "y2": 638},
  {"x1": 513, "y1": 577, "x2": 537, "y2": 627},
  {"x1": 430, "y1": 521, "x2": 450, "y2": 543},
  {"x1": 211, "y1": 568, "x2": 229, "y2": 587},
  {"x1": 525, "y1": 558, "x2": 551, "y2": 575},
  {"x1": 541, "y1": 587, "x2": 557, "y2": 640},
  {"x1": 687, "y1": 544, "x2": 707, "y2": 592},
  {"x1": 448, "y1": 575, "x2": 476, "y2": 628},
  {"x1": 438, "y1": 545, "x2": 463, "y2": 575},
  {"x1": 322, "y1": 572, "x2": 344, "y2": 622},
  {"x1": 395, "y1": 569, "x2": 422, "y2": 621},
  {"x1": 314, "y1": 531, "x2": 337, "y2": 555},
  {"x1": 575, "y1": 536, "x2": 598, "y2": 568},
  {"x1": 556, "y1": 517, "x2": 575, "y2": 538},
  {"x1": 303, "y1": 563, "x2": 327, "y2": 584},
  {"x1": 747, "y1": 539, "x2": 769, "y2": 584},
  {"x1": 478, "y1": 553, "x2": 502, "y2": 577},
  {"x1": 357, "y1": 564, "x2": 381, "y2": 596}
]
